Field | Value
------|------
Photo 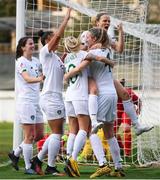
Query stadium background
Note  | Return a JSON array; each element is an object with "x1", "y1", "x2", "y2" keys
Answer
[{"x1": 0, "y1": 0, "x2": 159, "y2": 122}]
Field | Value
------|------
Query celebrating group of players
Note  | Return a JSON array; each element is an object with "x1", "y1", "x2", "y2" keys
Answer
[{"x1": 8, "y1": 8, "x2": 153, "y2": 178}]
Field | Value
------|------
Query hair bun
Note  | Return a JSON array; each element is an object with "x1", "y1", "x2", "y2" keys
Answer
[
  {"x1": 38, "y1": 30, "x2": 44, "y2": 37},
  {"x1": 64, "y1": 36, "x2": 80, "y2": 53}
]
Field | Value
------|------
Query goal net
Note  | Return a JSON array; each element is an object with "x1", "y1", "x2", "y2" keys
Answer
[{"x1": 22, "y1": 0, "x2": 160, "y2": 166}]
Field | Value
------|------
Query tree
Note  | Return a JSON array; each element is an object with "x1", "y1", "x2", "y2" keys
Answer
[{"x1": 0, "y1": 0, "x2": 16, "y2": 17}]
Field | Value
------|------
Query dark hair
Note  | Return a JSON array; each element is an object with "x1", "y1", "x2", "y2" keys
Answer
[
  {"x1": 16, "y1": 37, "x2": 31, "y2": 60},
  {"x1": 88, "y1": 27, "x2": 109, "y2": 47},
  {"x1": 96, "y1": 12, "x2": 108, "y2": 22},
  {"x1": 120, "y1": 78, "x2": 126, "y2": 87},
  {"x1": 38, "y1": 29, "x2": 53, "y2": 46}
]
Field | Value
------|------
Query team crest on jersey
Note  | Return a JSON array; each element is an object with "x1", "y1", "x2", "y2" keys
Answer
[
  {"x1": 30, "y1": 115, "x2": 35, "y2": 120},
  {"x1": 60, "y1": 64, "x2": 65, "y2": 71},
  {"x1": 20, "y1": 63, "x2": 24, "y2": 67},
  {"x1": 57, "y1": 110, "x2": 62, "y2": 115}
]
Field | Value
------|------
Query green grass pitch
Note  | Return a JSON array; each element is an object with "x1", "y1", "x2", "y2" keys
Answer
[{"x1": 0, "y1": 122, "x2": 160, "y2": 179}]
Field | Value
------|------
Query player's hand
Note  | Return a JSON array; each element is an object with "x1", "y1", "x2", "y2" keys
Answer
[
  {"x1": 116, "y1": 23, "x2": 123, "y2": 33},
  {"x1": 38, "y1": 74, "x2": 45, "y2": 82},
  {"x1": 109, "y1": 60, "x2": 115, "y2": 68},
  {"x1": 63, "y1": 74, "x2": 69, "y2": 85},
  {"x1": 104, "y1": 60, "x2": 115, "y2": 68},
  {"x1": 64, "y1": 73, "x2": 69, "y2": 82}
]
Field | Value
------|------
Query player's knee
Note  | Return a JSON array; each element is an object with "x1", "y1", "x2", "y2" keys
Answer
[
  {"x1": 24, "y1": 135, "x2": 34, "y2": 143},
  {"x1": 34, "y1": 133, "x2": 44, "y2": 142}
]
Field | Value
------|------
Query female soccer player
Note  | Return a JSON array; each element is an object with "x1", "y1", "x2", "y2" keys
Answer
[
  {"x1": 87, "y1": 27, "x2": 124, "y2": 178},
  {"x1": 31, "y1": 8, "x2": 71, "y2": 176},
  {"x1": 82, "y1": 12, "x2": 153, "y2": 136},
  {"x1": 8, "y1": 37, "x2": 44, "y2": 174},
  {"x1": 64, "y1": 36, "x2": 91, "y2": 177}
]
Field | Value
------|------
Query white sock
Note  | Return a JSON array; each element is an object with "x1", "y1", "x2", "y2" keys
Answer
[
  {"x1": 14, "y1": 141, "x2": 24, "y2": 157},
  {"x1": 123, "y1": 99, "x2": 138, "y2": 125},
  {"x1": 38, "y1": 135, "x2": 52, "y2": 161},
  {"x1": 48, "y1": 134, "x2": 61, "y2": 167},
  {"x1": 66, "y1": 133, "x2": 76, "y2": 157},
  {"x1": 108, "y1": 137, "x2": 122, "y2": 169},
  {"x1": 22, "y1": 143, "x2": 33, "y2": 169},
  {"x1": 89, "y1": 134, "x2": 107, "y2": 166},
  {"x1": 88, "y1": 94, "x2": 98, "y2": 126},
  {"x1": 72, "y1": 129, "x2": 87, "y2": 160}
]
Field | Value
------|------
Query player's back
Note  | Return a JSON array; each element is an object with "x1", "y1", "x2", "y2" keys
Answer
[
  {"x1": 89, "y1": 48, "x2": 116, "y2": 95},
  {"x1": 64, "y1": 50, "x2": 89, "y2": 101},
  {"x1": 39, "y1": 44, "x2": 65, "y2": 95}
]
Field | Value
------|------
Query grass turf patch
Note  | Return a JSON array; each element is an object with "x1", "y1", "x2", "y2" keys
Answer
[
  {"x1": 1, "y1": 162, "x2": 160, "y2": 179},
  {"x1": 1, "y1": 122, "x2": 160, "y2": 179}
]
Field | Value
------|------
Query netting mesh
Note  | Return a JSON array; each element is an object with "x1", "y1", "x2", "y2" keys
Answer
[
  {"x1": 138, "y1": 33, "x2": 160, "y2": 166},
  {"x1": 24, "y1": 0, "x2": 160, "y2": 166}
]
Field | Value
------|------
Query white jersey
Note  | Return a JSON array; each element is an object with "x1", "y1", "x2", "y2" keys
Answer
[
  {"x1": 108, "y1": 34, "x2": 116, "y2": 59},
  {"x1": 64, "y1": 50, "x2": 89, "y2": 101},
  {"x1": 39, "y1": 44, "x2": 65, "y2": 95},
  {"x1": 89, "y1": 48, "x2": 117, "y2": 95},
  {"x1": 16, "y1": 56, "x2": 41, "y2": 103},
  {"x1": 108, "y1": 34, "x2": 116, "y2": 46}
]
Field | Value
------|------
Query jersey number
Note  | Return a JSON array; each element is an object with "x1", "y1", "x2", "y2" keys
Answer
[
  {"x1": 106, "y1": 53, "x2": 111, "y2": 72},
  {"x1": 68, "y1": 64, "x2": 78, "y2": 84}
]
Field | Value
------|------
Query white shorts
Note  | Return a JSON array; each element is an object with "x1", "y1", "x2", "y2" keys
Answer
[
  {"x1": 16, "y1": 103, "x2": 43, "y2": 124},
  {"x1": 40, "y1": 93, "x2": 65, "y2": 120},
  {"x1": 65, "y1": 100, "x2": 89, "y2": 117},
  {"x1": 97, "y1": 94, "x2": 117, "y2": 123}
]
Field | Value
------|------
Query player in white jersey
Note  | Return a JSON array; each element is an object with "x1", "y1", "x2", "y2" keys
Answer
[
  {"x1": 63, "y1": 35, "x2": 115, "y2": 177},
  {"x1": 64, "y1": 36, "x2": 91, "y2": 177},
  {"x1": 8, "y1": 37, "x2": 45, "y2": 174},
  {"x1": 81, "y1": 12, "x2": 153, "y2": 138},
  {"x1": 31, "y1": 8, "x2": 71, "y2": 176},
  {"x1": 87, "y1": 27, "x2": 124, "y2": 178}
]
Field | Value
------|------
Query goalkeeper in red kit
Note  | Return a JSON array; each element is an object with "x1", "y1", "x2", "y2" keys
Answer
[{"x1": 114, "y1": 79, "x2": 142, "y2": 156}]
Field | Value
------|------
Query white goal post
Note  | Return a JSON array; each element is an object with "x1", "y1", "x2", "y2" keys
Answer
[
  {"x1": 13, "y1": 0, "x2": 26, "y2": 150},
  {"x1": 14, "y1": 0, "x2": 160, "y2": 166}
]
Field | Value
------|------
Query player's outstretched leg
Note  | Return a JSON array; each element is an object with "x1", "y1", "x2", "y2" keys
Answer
[{"x1": 134, "y1": 123, "x2": 154, "y2": 136}]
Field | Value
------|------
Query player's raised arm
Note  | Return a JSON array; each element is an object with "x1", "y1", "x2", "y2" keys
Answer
[
  {"x1": 111, "y1": 23, "x2": 124, "y2": 53},
  {"x1": 48, "y1": 8, "x2": 71, "y2": 52}
]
